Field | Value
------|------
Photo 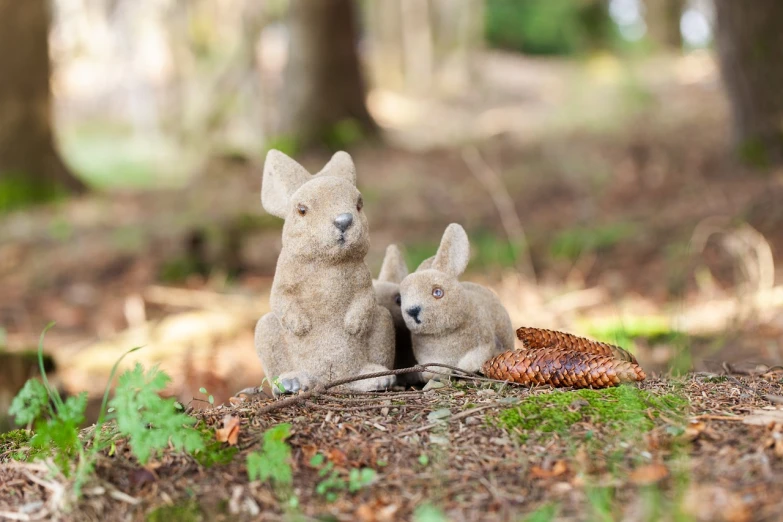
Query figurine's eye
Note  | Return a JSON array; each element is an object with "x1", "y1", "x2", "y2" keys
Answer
[
  {"x1": 356, "y1": 196, "x2": 364, "y2": 212},
  {"x1": 394, "y1": 294, "x2": 401, "y2": 306},
  {"x1": 296, "y1": 204, "x2": 308, "y2": 216},
  {"x1": 432, "y1": 287, "x2": 444, "y2": 299}
]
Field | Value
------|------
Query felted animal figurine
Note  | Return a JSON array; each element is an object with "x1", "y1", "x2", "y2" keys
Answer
[
  {"x1": 255, "y1": 150, "x2": 396, "y2": 394},
  {"x1": 399, "y1": 223, "x2": 515, "y2": 380},
  {"x1": 373, "y1": 245, "x2": 416, "y2": 373}
]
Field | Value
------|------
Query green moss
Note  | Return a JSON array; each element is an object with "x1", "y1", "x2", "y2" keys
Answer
[
  {"x1": 0, "y1": 429, "x2": 31, "y2": 452},
  {"x1": 496, "y1": 386, "x2": 687, "y2": 442},
  {"x1": 146, "y1": 500, "x2": 203, "y2": 522},
  {"x1": 0, "y1": 429, "x2": 50, "y2": 462}
]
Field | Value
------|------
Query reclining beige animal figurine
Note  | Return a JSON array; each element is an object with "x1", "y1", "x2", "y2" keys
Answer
[
  {"x1": 255, "y1": 150, "x2": 396, "y2": 394},
  {"x1": 373, "y1": 245, "x2": 416, "y2": 374},
  {"x1": 399, "y1": 223, "x2": 515, "y2": 381}
]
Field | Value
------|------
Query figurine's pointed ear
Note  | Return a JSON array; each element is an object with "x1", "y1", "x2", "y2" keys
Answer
[
  {"x1": 416, "y1": 256, "x2": 435, "y2": 271},
  {"x1": 318, "y1": 151, "x2": 356, "y2": 186},
  {"x1": 261, "y1": 150, "x2": 311, "y2": 218},
  {"x1": 378, "y1": 244, "x2": 408, "y2": 283},
  {"x1": 431, "y1": 224, "x2": 470, "y2": 277}
]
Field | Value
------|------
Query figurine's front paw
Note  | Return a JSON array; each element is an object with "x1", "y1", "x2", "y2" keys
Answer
[
  {"x1": 274, "y1": 372, "x2": 315, "y2": 396},
  {"x1": 347, "y1": 364, "x2": 395, "y2": 392},
  {"x1": 344, "y1": 308, "x2": 372, "y2": 337},
  {"x1": 281, "y1": 313, "x2": 312, "y2": 337}
]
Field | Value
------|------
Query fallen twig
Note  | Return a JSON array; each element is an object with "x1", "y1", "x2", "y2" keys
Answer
[{"x1": 397, "y1": 403, "x2": 502, "y2": 437}]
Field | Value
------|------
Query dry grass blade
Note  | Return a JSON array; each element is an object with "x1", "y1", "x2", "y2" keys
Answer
[
  {"x1": 481, "y1": 348, "x2": 645, "y2": 388},
  {"x1": 516, "y1": 327, "x2": 638, "y2": 364}
]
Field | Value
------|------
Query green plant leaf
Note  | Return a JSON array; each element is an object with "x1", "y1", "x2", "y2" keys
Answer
[
  {"x1": 9, "y1": 379, "x2": 49, "y2": 425},
  {"x1": 246, "y1": 423, "x2": 293, "y2": 487},
  {"x1": 110, "y1": 363, "x2": 204, "y2": 464}
]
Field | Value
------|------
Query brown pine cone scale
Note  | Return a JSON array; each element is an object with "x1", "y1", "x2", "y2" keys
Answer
[
  {"x1": 516, "y1": 327, "x2": 638, "y2": 364},
  {"x1": 481, "y1": 348, "x2": 646, "y2": 389}
]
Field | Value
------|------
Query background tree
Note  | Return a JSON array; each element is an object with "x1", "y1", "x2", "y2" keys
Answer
[
  {"x1": 714, "y1": 0, "x2": 783, "y2": 166},
  {"x1": 0, "y1": 0, "x2": 85, "y2": 210},
  {"x1": 645, "y1": 0, "x2": 683, "y2": 50},
  {"x1": 282, "y1": 0, "x2": 376, "y2": 150}
]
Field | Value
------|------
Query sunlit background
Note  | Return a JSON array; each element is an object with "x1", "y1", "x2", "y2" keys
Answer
[{"x1": 1, "y1": 0, "x2": 782, "y2": 427}]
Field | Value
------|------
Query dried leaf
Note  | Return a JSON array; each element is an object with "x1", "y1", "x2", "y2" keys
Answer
[
  {"x1": 327, "y1": 448, "x2": 348, "y2": 467},
  {"x1": 301, "y1": 443, "x2": 318, "y2": 463},
  {"x1": 228, "y1": 395, "x2": 246, "y2": 407},
  {"x1": 630, "y1": 463, "x2": 669, "y2": 485},
  {"x1": 685, "y1": 419, "x2": 706, "y2": 441},
  {"x1": 530, "y1": 460, "x2": 568, "y2": 479},
  {"x1": 215, "y1": 414, "x2": 240, "y2": 445}
]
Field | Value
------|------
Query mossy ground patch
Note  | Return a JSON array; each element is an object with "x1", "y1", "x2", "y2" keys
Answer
[{"x1": 495, "y1": 385, "x2": 688, "y2": 442}]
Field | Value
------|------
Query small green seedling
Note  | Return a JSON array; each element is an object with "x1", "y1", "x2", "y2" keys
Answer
[
  {"x1": 247, "y1": 423, "x2": 293, "y2": 487},
  {"x1": 310, "y1": 453, "x2": 377, "y2": 502},
  {"x1": 8, "y1": 324, "x2": 206, "y2": 499},
  {"x1": 198, "y1": 387, "x2": 215, "y2": 405}
]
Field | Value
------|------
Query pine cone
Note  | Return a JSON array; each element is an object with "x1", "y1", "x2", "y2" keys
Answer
[
  {"x1": 516, "y1": 327, "x2": 638, "y2": 364},
  {"x1": 481, "y1": 348, "x2": 646, "y2": 388}
]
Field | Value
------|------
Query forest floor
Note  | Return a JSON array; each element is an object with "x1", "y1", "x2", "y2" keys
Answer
[
  {"x1": 2, "y1": 373, "x2": 783, "y2": 521},
  {"x1": 1, "y1": 51, "x2": 783, "y2": 520}
]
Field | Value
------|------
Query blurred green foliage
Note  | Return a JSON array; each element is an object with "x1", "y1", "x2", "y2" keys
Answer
[
  {"x1": 485, "y1": 0, "x2": 617, "y2": 56},
  {"x1": 550, "y1": 222, "x2": 637, "y2": 261},
  {"x1": 403, "y1": 231, "x2": 525, "y2": 274},
  {"x1": 0, "y1": 172, "x2": 66, "y2": 213}
]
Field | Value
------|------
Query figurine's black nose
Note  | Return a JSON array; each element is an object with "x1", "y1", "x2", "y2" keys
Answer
[
  {"x1": 334, "y1": 213, "x2": 353, "y2": 232},
  {"x1": 406, "y1": 305, "x2": 421, "y2": 320}
]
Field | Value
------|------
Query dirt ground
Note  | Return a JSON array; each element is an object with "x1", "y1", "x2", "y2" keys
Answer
[{"x1": 2, "y1": 372, "x2": 783, "y2": 521}]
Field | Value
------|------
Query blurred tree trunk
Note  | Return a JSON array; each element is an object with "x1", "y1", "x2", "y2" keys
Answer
[
  {"x1": 645, "y1": 0, "x2": 683, "y2": 49},
  {"x1": 578, "y1": 0, "x2": 614, "y2": 53},
  {"x1": 0, "y1": 0, "x2": 86, "y2": 206},
  {"x1": 282, "y1": 0, "x2": 376, "y2": 149},
  {"x1": 714, "y1": 0, "x2": 783, "y2": 166}
]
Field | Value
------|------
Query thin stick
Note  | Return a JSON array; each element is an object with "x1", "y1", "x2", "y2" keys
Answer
[
  {"x1": 461, "y1": 146, "x2": 537, "y2": 283},
  {"x1": 693, "y1": 414, "x2": 745, "y2": 422},
  {"x1": 397, "y1": 403, "x2": 501, "y2": 437},
  {"x1": 252, "y1": 364, "x2": 474, "y2": 416}
]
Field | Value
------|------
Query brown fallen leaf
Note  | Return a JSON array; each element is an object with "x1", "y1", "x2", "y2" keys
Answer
[
  {"x1": 630, "y1": 463, "x2": 669, "y2": 486},
  {"x1": 356, "y1": 500, "x2": 399, "y2": 522},
  {"x1": 685, "y1": 419, "x2": 706, "y2": 441},
  {"x1": 215, "y1": 414, "x2": 240, "y2": 445},
  {"x1": 301, "y1": 444, "x2": 318, "y2": 463},
  {"x1": 327, "y1": 448, "x2": 348, "y2": 467},
  {"x1": 228, "y1": 395, "x2": 246, "y2": 407},
  {"x1": 530, "y1": 460, "x2": 568, "y2": 479}
]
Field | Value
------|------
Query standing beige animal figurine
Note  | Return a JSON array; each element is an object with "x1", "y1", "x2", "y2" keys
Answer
[
  {"x1": 255, "y1": 150, "x2": 396, "y2": 394},
  {"x1": 373, "y1": 245, "x2": 416, "y2": 373},
  {"x1": 399, "y1": 223, "x2": 515, "y2": 380}
]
